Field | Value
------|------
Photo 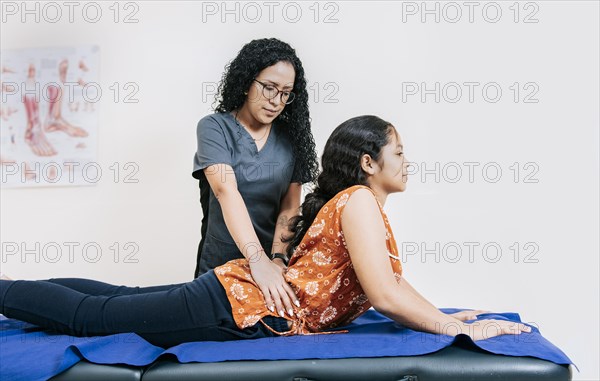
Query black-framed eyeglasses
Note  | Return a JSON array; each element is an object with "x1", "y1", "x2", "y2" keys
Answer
[{"x1": 253, "y1": 79, "x2": 295, "y2": 104}]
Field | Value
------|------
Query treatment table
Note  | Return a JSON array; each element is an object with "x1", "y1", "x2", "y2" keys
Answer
[{"x1": 1, "y1": 309, "x2": 573, "y2": 381}]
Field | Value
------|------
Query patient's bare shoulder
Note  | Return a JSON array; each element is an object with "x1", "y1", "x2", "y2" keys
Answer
[{"x1": 340, "y1": 187, "x2": 386, "y2": 239}]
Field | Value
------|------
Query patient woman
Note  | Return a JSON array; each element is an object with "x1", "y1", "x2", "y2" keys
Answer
[{"x1": 0, "y1": 115, "x2": 531, "y2": 348}]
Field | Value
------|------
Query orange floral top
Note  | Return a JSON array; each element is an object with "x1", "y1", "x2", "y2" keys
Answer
[{"x1": 214, "y1": 185, "x2": 403, "y2": 336}]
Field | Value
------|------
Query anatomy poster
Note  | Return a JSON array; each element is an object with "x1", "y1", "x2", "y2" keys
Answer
[{"x1": 0, "y1": 46, "x2": 99, "y2": 188}]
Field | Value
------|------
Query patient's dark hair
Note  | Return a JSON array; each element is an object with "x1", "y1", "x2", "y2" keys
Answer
[{"x1": 283, "y1": 115, "x2": 394, "y2": 257}]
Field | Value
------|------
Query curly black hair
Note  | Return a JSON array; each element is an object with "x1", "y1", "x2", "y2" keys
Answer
[
  {"x1": 282, "y1": 115, "x2": 394, "y2": 257},
  {"x1": 213, "y1": 38, "x2": 319, "y2": 183}
]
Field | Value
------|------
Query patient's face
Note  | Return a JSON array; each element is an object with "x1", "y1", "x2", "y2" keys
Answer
[{"x1": 374, "y1": 129, "x2": 409, "y2": 193}]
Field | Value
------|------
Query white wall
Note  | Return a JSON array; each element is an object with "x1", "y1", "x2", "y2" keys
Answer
[{"x1": 1, "y1": 1, "x2": 598, "y2": 379}]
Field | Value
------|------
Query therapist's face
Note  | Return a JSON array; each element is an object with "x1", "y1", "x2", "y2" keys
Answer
[{"x1": 244, "y1": 61, "x2": 295, "y2": 126}]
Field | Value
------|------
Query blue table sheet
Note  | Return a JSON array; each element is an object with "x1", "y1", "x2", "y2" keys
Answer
[{"x1": 0, "y1": 308, "x2": 574, "y2": 381}]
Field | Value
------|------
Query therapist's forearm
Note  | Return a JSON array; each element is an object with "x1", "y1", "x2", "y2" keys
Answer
[
  {"x1": 271, "y1": 182, "x2": 302, "y2": 261},
  {"x1": 271, "y1": 210, "x2": 295, "y2": 257},
  {"x1": 216, "y1": 189, "x2": 268, "y2": 262}
]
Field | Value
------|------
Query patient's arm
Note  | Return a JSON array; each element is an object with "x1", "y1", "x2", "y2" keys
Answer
[
  {"x1": 398, "y1": 277, "x2": 436, "y2": 309},
  {"x1": 401, "y1": 276, "x2": 489, "y2": 321},
  {"x1": 341, "y1": 189, "x2": 530, "y2": 341}
]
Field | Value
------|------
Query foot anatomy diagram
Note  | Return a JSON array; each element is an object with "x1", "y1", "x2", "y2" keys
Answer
[
  {"x1": 21, "y1": 60, "x2": 89, "y2": 157},
  {"x1": 1, "y1": 46, "x2": 98, "y2": 187}
]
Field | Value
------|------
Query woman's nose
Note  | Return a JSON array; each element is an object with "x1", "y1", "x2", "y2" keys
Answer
[{"x1": 266, "y1": 92, "x2": 278, "y2": 105}]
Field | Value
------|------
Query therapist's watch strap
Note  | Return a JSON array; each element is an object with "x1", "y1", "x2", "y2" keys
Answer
[{"x1": 272, "y1": 253, "x2": 289, "y2": 266}]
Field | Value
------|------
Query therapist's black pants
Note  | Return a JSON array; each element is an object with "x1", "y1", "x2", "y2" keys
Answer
[{"x1": 0, "y1": 270, "x2": 284, "y2": 348}]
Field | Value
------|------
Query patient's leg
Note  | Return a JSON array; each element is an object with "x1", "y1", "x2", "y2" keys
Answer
[
  {"x1": 44, "y1": 278, "x2": 186, "y2": 296},
  {"x1": 0, "y1": 272, "x2": 250, "y2": 347}
]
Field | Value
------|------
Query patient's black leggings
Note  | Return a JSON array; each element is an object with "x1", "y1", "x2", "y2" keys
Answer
[{"x1": 0, "y1": 270, "x2": 283, "y2": 348}]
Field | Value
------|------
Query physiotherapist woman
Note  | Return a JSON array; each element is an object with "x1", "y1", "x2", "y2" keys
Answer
[{"x1": 192, "y1": 38, "x2": 319, "y2": 318}]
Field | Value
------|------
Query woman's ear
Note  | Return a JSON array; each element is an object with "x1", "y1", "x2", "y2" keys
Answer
[{"x1": 360, "y1": 154, "x2": 378, "y2": 175}]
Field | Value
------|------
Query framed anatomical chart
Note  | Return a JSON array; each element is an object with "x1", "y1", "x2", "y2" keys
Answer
[{"x1": 1, "y1": 45, "x2": 99, "y2": 188}]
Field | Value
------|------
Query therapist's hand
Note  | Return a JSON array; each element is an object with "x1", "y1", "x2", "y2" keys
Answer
[{"x1": 249, "y1": 252, "x2": 299, "y2": 318}]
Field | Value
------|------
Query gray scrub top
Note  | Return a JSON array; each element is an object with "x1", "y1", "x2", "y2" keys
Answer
[{"x1": 192, "y1": 112, "x2": 300, "y2": 270}]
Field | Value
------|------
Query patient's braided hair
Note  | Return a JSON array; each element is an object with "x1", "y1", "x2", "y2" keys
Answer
[{"x1": 282, "y1": 115, "x2": 394, "y2": 257}]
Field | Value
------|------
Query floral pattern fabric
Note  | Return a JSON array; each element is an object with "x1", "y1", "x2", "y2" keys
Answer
[{"x1": 214, "y1": 185, "x2": 403, "y2": 335}]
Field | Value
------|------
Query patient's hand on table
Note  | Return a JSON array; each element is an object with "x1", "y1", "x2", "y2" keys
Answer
[
  {"x1": 449, "y1": 309, "x2": 490, "y2": 322},
  {"x1": 465, "y1": 319, "x2": 531, "y2": 341}
]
